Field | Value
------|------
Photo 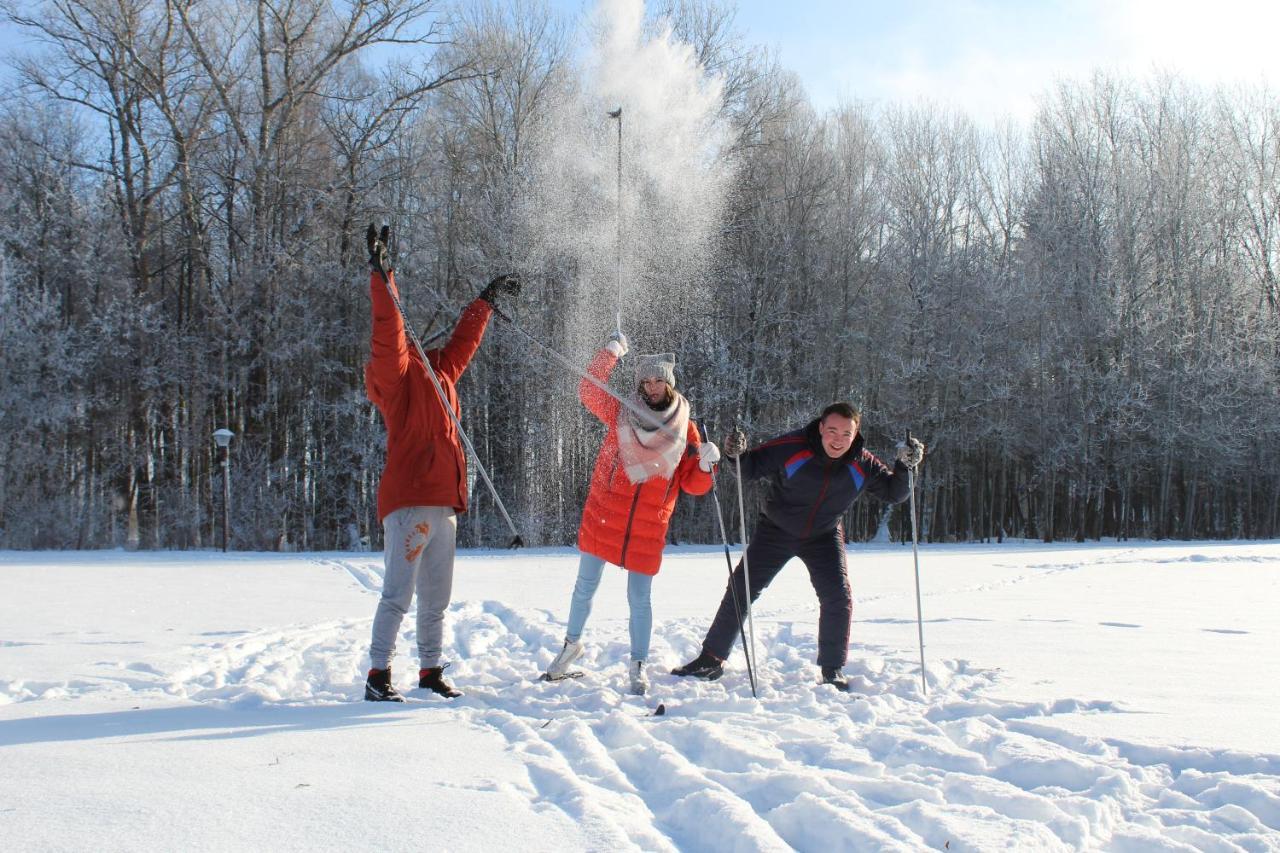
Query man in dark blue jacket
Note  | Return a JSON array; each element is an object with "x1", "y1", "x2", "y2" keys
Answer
[{"x1": 672, "y1": 402, "x2": 925, "y2": 690}]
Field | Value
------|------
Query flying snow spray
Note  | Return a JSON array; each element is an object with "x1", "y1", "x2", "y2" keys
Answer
[{"x1": 515, "y1": 0, "x2": 733, "y2": 357}]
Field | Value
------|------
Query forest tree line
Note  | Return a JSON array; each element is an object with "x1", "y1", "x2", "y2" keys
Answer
[{"x1": 1, "y1": 0, "x2": 1277, "y2": 549}]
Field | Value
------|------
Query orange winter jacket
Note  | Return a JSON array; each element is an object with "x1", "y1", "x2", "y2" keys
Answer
[
  {"x1": 576, "y1": 349, "x2": 713, "y2": 574},
  {"x1": 365, "y1": 271, "x2": 492, "y2": 521}
]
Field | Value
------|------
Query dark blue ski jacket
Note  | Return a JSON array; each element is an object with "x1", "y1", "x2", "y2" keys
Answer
[{"x1": 733, "y1": 419, "x2": 910, "y2": 538}]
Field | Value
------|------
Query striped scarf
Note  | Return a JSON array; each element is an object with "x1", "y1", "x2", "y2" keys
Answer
[{"x1": 616, "y1": 391, "x2": 690, "y2": 484}]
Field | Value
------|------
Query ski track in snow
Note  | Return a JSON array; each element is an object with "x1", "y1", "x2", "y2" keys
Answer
[
  {"x1": 6, "y1": 557, "x2": 1277, "y2": 853},
  {"x1": 869, "y1": 547, "x2": 1280, "y2": 604},
  {"x1": 313, "y1": 556, "x2": 384, "y2": 593}
]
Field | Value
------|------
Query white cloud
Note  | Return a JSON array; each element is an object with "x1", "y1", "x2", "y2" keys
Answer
[{"x1": 1104, "y1": 0, "x2": 1280, "y2": 84}]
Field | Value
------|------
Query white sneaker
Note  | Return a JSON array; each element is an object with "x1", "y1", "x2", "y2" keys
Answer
[
  {"x1": 545, "y1": 639, "x2": 584, "y2": 679},
  {"x1": 629, "y1": 660, "x2": 648, "y2": 696}
]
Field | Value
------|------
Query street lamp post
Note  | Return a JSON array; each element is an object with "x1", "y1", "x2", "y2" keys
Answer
[{"x1": 212, "y1": 429, "x2": 234, "y2": 552}]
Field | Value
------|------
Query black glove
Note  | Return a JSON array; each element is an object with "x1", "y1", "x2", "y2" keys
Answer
[
  {"x1": 722, "y1": 429, "x2": 747, "y2": 458},
  {"x1": 480, "y1": 273, "x2": 521, "y2": 309},
  {"x1": 366, "y1": 223, "x2": 391, "y2": 276}
]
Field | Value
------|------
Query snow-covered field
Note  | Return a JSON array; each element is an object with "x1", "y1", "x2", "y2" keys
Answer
[{"x1": 2, "y1": 541, "x2": 1278, "y2": 851}]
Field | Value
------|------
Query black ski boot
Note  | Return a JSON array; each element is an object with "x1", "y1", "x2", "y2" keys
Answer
[
  {"x1": 364, "y1": 668, "x2": 405, "y2": 702},
  {"x1": 419, "y1": 665, "x2": 462, "y2": 698},
  {"x1": 821, "y1": 667, "x2": 850, "y2": 692},
  {"x1": 671, "y1": 650, "x2": 724, "y2": 681}
]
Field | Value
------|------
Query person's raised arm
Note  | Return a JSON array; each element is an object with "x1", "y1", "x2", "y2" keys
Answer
[
  {"x1": 365, "y1": 225, "x2": 409, "y2": 403},
  {"x1": 579, "y1": 330, "x2": 627, "y2": 423}
]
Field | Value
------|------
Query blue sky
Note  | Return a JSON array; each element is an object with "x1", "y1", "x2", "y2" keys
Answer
[
  {"x1": 3, "y1": 0, "x2": 1276, "y2": 124},
  {"x1": 560, "y1": 0, "x2": 1280, "y2": 123},
  {"x1": 740, "y1": 0, "x2": 1277, "y2": 121}
]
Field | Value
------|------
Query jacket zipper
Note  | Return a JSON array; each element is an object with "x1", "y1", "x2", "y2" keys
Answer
[
  {"x1": 660, "y1": 475, "x2": 677, "y2": 506},
  {"x1": 607, "y1": 453, "x2": 619, "y2": 487},
  {"x1": 802, "y1": 466, "x2": 832, "y2": 537},
  {"x1": 619, "y1": 488, "x2": 643, "y2": 567}
]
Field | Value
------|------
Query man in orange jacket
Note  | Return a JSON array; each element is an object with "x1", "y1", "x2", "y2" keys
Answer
[
  {"x1": 362, "y1": 226, "x2": 519, "y2": 702},
  {"x1": 542, "y1": 333, "x2": 720, "y2": 695}
]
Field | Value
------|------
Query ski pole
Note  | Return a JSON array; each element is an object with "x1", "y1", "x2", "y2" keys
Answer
[
  {"x1": 906, "y1": 429, "x2": 926, "y2": 694},
  {"x1": 485, "y1": 307, "x2": 686, "y2": 442},
  {"x1": 608, "y1": 106, "x2": 623, "y2": 334},
  {"x1": 389, "y1": 275, "x2": 685, "y2": 442},
  {"x1": 699, "y1": 422, "x2": 758, "y2": 698},
  {"x1": 371, "y1": 257, "x2": 523, "y2": 548},
  {"x1": 733, "y1": 426, "x2": 761, "y2": 691}
]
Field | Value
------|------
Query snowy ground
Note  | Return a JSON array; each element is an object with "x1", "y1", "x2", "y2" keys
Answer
[{"x1": 2, "y1": 541, "x2": 1278, "y2": 851}]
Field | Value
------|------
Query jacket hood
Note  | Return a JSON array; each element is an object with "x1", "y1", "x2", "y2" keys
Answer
[{"x1": 803, "y1": 417, "x2": 865, "y2": 464}]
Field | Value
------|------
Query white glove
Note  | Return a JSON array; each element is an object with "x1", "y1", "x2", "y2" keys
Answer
[
  {"x1": 698, "y1": 442, "x2": 721, "y2": 472},
  {"x1": 605, "y1": 329, "x2": 628, "y2": 357}
]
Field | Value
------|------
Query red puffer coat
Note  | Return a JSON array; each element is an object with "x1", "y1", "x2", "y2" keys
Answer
[
  {"x1": 365, "y1": 270, "x2": 492, "y2": 521},
  {"x1": 577, "y1": 349, "x2": 712, "y2": 574}
]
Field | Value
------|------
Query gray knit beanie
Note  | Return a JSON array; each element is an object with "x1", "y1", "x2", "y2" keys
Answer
[{"x1": 635, "y1": 353, "x2": 676, "y2": 388}]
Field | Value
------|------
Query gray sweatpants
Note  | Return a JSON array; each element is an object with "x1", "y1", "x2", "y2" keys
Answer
[{"x1": 369, "y1": 505, "x2": 457, "y2": 670}]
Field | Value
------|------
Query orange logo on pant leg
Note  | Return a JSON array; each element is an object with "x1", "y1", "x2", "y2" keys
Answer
[{"x1": 404, "y1": 521, "x2": 431, "y2": 563}]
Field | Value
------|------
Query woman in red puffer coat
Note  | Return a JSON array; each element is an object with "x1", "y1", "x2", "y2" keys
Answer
[{"x1": 541, "y1": 331, "x2": 719, "y2": 695}]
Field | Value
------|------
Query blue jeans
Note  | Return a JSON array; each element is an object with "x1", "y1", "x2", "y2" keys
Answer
[{"x1": 565, "y1": 551, "x2": 654, "y2": 662}]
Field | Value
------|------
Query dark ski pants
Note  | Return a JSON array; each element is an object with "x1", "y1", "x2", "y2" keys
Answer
[{"x1": 702, "y1": 517, "x2": 852, "y2": 669}]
